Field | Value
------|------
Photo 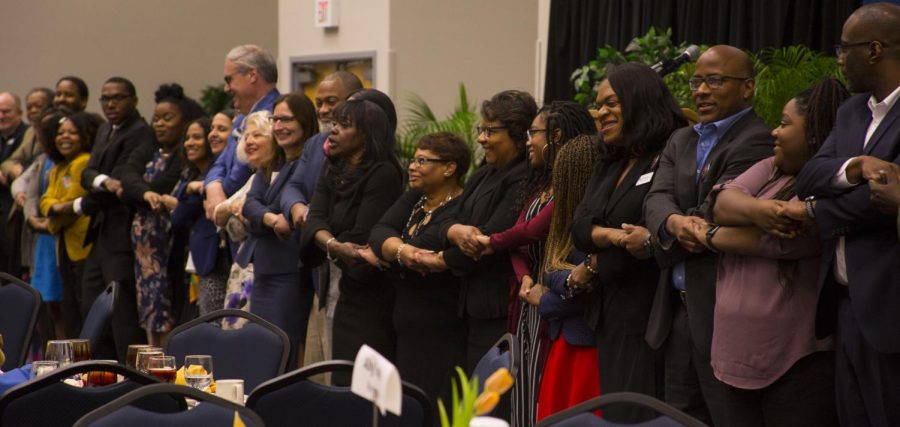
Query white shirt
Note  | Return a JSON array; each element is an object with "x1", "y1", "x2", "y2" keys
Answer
[{"x1": 830, "y1": 84, "x2": 900, "y2": 285}]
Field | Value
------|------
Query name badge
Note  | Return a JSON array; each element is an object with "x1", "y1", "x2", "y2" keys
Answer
[{"x1": 636, "y1": 172, "x2": 654, "y2": 186}]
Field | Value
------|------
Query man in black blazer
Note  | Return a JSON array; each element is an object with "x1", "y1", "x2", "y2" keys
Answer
[
  {"x1": 643, "y1": 45, "x2": 773, "y2": 425},
  {"x1": 795, "y1": 4, "x2": 900, "y2": 425},
  {"x1": 76, "y1": 77, "x2": 152, "y2": 360}
]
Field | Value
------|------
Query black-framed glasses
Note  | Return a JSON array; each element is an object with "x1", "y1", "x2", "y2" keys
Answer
[
  {"x1": 99, "y1": 94, "x2": 132, "y2": 104},
  {"x1": 410, "y1": 156, "x2": 449, "y2": 167},
  {"x1": 688, "y1": 75, "x2": 752, "y2": 91},
  {"x1": 271, "y1": 115, "x2": 296, "y2": 125},
  {"x1": 476, "y1": 125, "x2": 508, "y2": 137},
  {"x1": 834, "y1": 40, "x2": 885, "y2": 56},
  {"x1": 526, "y1": 128, "x2": 547, "y2": 139}
]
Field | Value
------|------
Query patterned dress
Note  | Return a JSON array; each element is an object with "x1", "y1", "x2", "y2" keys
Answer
[{"x1": 131, "y1": 151, "x2": 175, "y2": 332}]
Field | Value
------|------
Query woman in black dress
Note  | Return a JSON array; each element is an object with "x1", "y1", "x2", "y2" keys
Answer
[
  {"x1": 302, "y1": 98, "x2": 405, "y2": 369},
  {"x1": 362, "y1": 132, "x2": 471, "y2": 404},
  {"x1": 569, "y1": 63, "x2": 687, "y2": 423}
]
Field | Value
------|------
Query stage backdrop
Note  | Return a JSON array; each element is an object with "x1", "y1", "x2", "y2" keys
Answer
[{"x1": 543, "y1": 0, "x2": 861, "y2": 103}]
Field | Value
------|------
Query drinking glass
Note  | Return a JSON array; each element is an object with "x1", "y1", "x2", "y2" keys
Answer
[
  {"x1": 183, "y1": 355, "x2": 214, "y2": 391},
  {"x1": 135, "y1": 349, "x2": 164, "y2": 374},
  {"x1": 126, "y1": 344, "x2": 155, "y2": 370},
  {"x1": 45, "y1": 340, "x2": 74, "y2": 366},
  {"x1": 147, "y1": 356, "x2": 177, "y2": 383},
  {"x1": 68, "y1": 339, "x2": 91, "y2": 362},
  {"x1": 31, "y1": 360, "x2": 59, "y2": 378}
]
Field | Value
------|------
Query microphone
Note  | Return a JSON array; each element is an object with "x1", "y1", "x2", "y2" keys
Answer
[{"x1": 651, "y1": 45, "x2": 701, "y2": 77}]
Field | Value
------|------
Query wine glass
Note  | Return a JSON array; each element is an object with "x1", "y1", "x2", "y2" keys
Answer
[
  {"x1": 135, "y1": 349, "x2": 164, "y2": 374},
  {"x1": 184, "y1": 355, "x2": 214, "y2": 391},
  {"x1": 45, "y1": 340, "x2": 74, "y2": 366},
  {"x1": 147, "y1": 356, "x2": 177, "y2": 383},
  {"x1": 126, "y1": 344, "x2": 154, "y2": 370},
  {"x1": 31, "y1": 360, "x2": 59, "y2": 379},
  {"x1": 68, "y1": 339, "x2": 91, "y2": 362}
]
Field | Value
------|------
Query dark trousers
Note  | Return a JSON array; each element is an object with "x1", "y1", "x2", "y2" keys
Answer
[
  {"x1": 718, "y1": 351, "x2": 838, "y2": 427},
  {"x1": 466, "y1": 316, "x2": 507, "y2": 372},
  {"x1": 665, "y1": 300, "x2": 728, "y2": 426},
  {"x1": 836, "y1": 295, "x2": 900, "y2": 427},
  {"x1": 597, "y1": 325, "x2": 665, "y2": 423},
  {"x1": 58, "y1": 234, "x2": 84, "y2": 338},
  {"x1": 82, "y1": 243, "x2": 146, "y2": 362}
]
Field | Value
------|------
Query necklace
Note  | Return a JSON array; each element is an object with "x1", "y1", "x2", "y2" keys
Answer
[{"x1": 403, "y1": 191, "x2": 459, "y2": 238}]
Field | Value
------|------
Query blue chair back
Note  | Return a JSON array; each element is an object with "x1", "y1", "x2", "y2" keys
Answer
[
  {"x1": 79, "y1": 282, "x2": 116, "y2": 358},
  {"x1": 0, "y1": 361, "x2": 178, "y2": 427},
  {"x1": 534, "y1": 392, "x2": 708, "y2": 427},
  {"x1": 247, "y1": 360, "x2": 433, "y2": 427},
  {"x1": 472, "y1": 333, "x2": 517, "y2": 394},
  {"x1": 74, "y1": 383, "x2": 264, "y2": 427},
  {"x1": 0, "y1": 272, "x2": 41, "y2": 371},
  {"x1": 165, "y1": 309, "x2": 289, "y2": 391}
]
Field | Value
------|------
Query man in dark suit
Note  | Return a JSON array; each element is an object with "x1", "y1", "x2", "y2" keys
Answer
[
  {"x1": 75, "y1": 76, "x2": 152, "y2": 360},
  {"x1": 794, "y1": 4, "x2": 900, "y2": 425},
  {"x1": 644, "y1": 45, "x2": 773, "y2": 425}
]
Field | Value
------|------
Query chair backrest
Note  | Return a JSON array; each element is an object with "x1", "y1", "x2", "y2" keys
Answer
[
  {"x1": 0, "y1": 272, "x2": 41, "y2": 371},
  {"x1": 79, "y1": 282, "x2": 117, "y2": 356},
  {"x1": 0, "y1": 361, "x2": 180, "y2": 427},
  {"x1": 165, "y1": 309, "x2": 289, "y2": 391},
  {"x1": 246, "y1": 360, "x2": 434, "y2": 427},
  {"x1": 534, "y1": 392, "x2": 708, "y2": 427},
  {"x1": 472, "y1": 333, "x2": 518, "y2": 393},
  {"x1": 74, "y1": 383, "x2": 265, "y2": 427}
]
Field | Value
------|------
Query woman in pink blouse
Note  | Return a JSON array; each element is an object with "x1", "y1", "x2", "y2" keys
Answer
[{"x1": 690, "y1": 78, "x2": 849, "y2": 426}]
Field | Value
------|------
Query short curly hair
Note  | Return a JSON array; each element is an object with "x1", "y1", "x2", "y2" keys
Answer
[{"x1": 480, "y1": 90, "x2": 537, "y2": 152}]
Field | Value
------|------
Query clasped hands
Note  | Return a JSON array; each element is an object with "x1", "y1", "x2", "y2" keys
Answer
[
  {"x1": 448, "y1": 224, "x2": 493, "y2": 260},
  {"x1": 859, "y1": 156, "x2": 900, "y2": 216},
  {"x1": 357, "y1": 243, "x2": 447, "y2": 274},
  {"x1": 143, "y1": 191, "x2": 178, "y2": 214}
]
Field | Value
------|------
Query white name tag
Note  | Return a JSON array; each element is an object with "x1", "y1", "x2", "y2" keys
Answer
[{"x1": 636, "y1": 172, "x2": 654, "y2": 186}]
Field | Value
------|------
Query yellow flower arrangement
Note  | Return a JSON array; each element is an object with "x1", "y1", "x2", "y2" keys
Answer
[{"x1": 438, "y1": 367, "x2": 514, "y2": 427}]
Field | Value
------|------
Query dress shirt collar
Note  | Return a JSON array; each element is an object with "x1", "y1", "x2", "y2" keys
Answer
[
  {"x1": 693, "y1": 107, "x2": 753, "y2": 141},
  {"x1": 867, "y1": 83, "x2": 900, "y2": 122}
]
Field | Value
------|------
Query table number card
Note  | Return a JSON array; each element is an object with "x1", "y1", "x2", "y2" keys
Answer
[{"x1": 351, "y1": 345, "x2": 402, "y2": 417}]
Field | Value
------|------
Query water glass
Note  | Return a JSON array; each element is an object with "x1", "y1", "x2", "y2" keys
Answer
[
  {"x1": 45, "y1": 340, "x2": 74, "y2": 366},
  {"x1": 184, "y1": 355, "x2": 214, "y2": 391},
  {"x1": 135, "y1": 349, "x2": 164, "y2": 373},
  {"x1": 31, "y1": 360, "x2": 59, "y2": 379},
  {"x1": 147, "y1": 355, "x2": 177, "y2": 383},
  {"x1": 68, "y1": 339, "x2": 91, "y2": 362}
]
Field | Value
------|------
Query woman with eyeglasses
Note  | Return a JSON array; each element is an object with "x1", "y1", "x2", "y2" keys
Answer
[
  {"x1": 359, "y1": 132, "x2": 470, "y2": 404},
  {"x1": 414, "y1": 90, "x2": 536, "y2": 378},
  {"x1": 236, "y1": 94, "x2": 319, "y2": 367},
  {"x1": 467, "y1": 100, "x2": 595, "y2": 425},
  {"x1": 568, "y1": 63, "x2": 687, "y2": 423},
  {"x1": 301, "y1": 98, "x2": 405, "y2": 374}
]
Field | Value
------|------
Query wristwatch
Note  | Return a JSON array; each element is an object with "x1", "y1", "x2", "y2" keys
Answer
[{"x1": 705, "y1": 225, "x2": 721, "y2": 253}]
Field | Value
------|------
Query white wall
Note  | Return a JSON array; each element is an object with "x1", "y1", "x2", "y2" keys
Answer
[{"x1": 0, "y1": 0, "x2": 278, "y2": 120}]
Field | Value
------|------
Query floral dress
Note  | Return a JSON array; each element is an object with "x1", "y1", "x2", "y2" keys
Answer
[{"x1": 131, "y1": 151, "x2": 175, "y2": 332}]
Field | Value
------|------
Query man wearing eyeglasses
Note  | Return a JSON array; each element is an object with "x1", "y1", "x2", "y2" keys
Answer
[
  {"x1": 795, "y1": 3, "x2": 900, "y2": 425},
  {"x1": 204, "y1": 44, "x2": 280, "y2": 222},
  {"x1": 77, "y1": 76, "x2": 152, "y2": 360},
  {"x1": 644, "y1": 45, "x2": 773, "y2": 425}
]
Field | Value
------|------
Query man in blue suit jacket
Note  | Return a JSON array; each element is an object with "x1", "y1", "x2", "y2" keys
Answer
[{"x1": 795, "y1": 3, "x2": 900, "y2": 425}]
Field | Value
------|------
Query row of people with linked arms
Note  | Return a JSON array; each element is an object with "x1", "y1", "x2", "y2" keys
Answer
[{"x1": 2, "y1": 3, "x2": 900, "y2": 425}]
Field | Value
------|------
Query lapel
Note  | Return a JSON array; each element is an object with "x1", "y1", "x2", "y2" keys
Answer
[
  {"x1": 678, "y1": 131, "x2": 700, "y2": 207},
  {"x1": 864, "y1": 100, "x2": 900, "y2": 155},
  {"x1": 265, "y1": 159, "x2": 298, "y2": 203},
  {"x1": 605, "y1": 151, "x2": 657, "y2": 215}
]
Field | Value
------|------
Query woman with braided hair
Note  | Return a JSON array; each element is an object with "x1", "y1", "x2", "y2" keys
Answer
[{"x1": 687, "y1": 78, "x2": 849, "y2": 426}]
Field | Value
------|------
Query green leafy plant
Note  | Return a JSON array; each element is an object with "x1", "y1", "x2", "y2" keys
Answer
[
  {"x1": 570, "y1": 27, "x2": 702, "y2": 108},
  {"x1": 751, "y1": 45, "x2": 845, "y2": 128},
  {"x1": 398, "y1": 83, "x2": 481, "y2": 178},
  {"x1": 200, "y1": 84, "x2": 234, "y2": 116},
  {"x1": 438, "y1": 367, "x2": 513, "y2": 427}
]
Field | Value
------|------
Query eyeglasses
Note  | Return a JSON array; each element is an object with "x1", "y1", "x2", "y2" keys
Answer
[
  {"x1": 99, "y1": 94, "x2": 132, "y2": 104},
  {"x1": 476, "y1": 125, "x2": 508, "y2": 137},
  {"x1": 271, "y1": 115, "x2": 296, "y2": 125},
  {"x1": 526, "y1": 128, "x2": 547, "y2": 139},
  {"x1": 410, "y1": 156, "x2": 449, "y2": 167},
  {"x1": 224, "y1": 71, "x2": 245, "y2": 85},
  {"x1": 834, "y1": 40, "x2": 886, "y2": 56},
  {"x1": 688, "y1": 75, "x2": 751, "y2": 91}
]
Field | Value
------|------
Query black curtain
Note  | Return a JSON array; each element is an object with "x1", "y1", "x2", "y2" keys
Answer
[{"x1": 544, "y1": 0, "x2": 861, "y2": 103}]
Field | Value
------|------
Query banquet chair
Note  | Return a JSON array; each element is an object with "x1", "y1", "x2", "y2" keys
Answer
[
  {"x1": 246, "y1": 360, "x2": 433, "y2": 427},
  {"x1": 165, "y1": 309, "x2": 289, "y2": 390},
  {"x1": 0, "y1": 272, "x2": 41, "y2": 371},
  {"x1": 74, "y1": 383, "x2": 265, "y2": 427},
  {"x1": 470, "y1": 333, "x2": 518, "y2": 420},
  {"x1": 0, "y1": 360, "x2": 177, "y2": 427},
  {"x1": 78, "y1": 282, "x2": 117, "y2": 360},
  {"x1": 534, "y1": 392, "x2": 708, "y2": 427}
]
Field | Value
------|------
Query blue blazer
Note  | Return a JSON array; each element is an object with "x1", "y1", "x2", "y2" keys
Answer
[
  {"x1": 237, "y1": 159, "x2": 302, "y2": 275},
  {"x1": 281, "y1": 132, "x2": 327, "y2": 226},
  {"x1": 170, "y1": 176, "x2": 219, "y2": 276},
  {"x1": 796, "y1": 93, "x2": 900, "y2": 353},
  {"x1": 539, "y1": 251, "x2": 596, "y2": 347}
]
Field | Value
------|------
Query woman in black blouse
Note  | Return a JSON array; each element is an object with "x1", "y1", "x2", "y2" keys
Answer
[
  {"x1": 415, "y1": 90, "x2": 537, "y2": 371},
  {"x1": 569, "y1": 63, "x2": 686, "y2": 423},
  {"x1": 301, "y1": 98, "x2": 405, "y2": 369}
]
